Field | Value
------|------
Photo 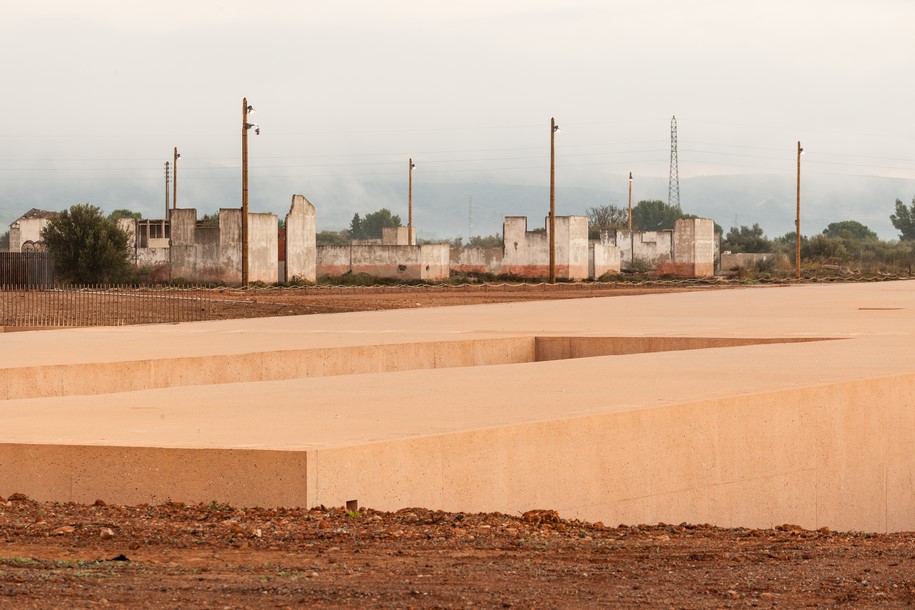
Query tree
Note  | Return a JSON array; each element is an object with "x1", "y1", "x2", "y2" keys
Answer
[
  {"x1": 586, "y1": 204, "x2": 628, "y2": 239},
  {"x1": 317, "y1": 230, "x2": 349, "y2": 246},
  {"x1": 41, "y1": 203, "x2": 132, "y2": 283},
  {"x1": 349, "y1": 208, "x2": 402, "y2": 240},
  {"x1": 630, "y1": 200, "x2": 683, "y2": 231},
  {"x1": 0, "y1": 230, "x2": 8, "y2": 251},
  {"x1": 721, "y1": 224, "x2": 773, "y2": 253},
  {"x1": 200, "y1": 213, "x2": 220, "y2": 228},
  {"x1": 108, "y1": 209, "x2": 142, "y2": 222},
  {"x1": 890, "y1": 196, "x2": 915, "y2": 241},
  {"x1": 823, "y1": 220, "x2": 877, "y2": 241}
]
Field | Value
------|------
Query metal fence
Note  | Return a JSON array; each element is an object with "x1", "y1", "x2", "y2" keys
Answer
[
  {"x1": 0, "y1": 284, "x2": 219, "y2": 328},
  {"x1": 0, "y1": 252, "x2": 55, "y2": 288}
]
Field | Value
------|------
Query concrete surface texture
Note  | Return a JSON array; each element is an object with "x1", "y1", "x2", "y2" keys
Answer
[{"x1": 2, "y1": 281, "x2": 915, "y2": 532}]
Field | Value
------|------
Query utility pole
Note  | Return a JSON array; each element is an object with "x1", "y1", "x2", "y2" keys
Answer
[
  {"x1": 164, "y1": 162, "x2": 170, "y2": 219},
  {"x1": 549, "y1": 117, "x2": 559, "y2": 284},
  {"x1": 627, "y1": 171, "x2": 633, "y2": 232},
  {"x1": 796, "y1": 141, "x2": 804, "y2": 280},
  {"x1": 408, "y1": 158, "x2": 416, "y2": 245},
  {"x1": 173, "y1": 147, "x2": 180, "y2": 211}
]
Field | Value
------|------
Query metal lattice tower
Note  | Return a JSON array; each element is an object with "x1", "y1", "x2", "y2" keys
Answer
[{"x1": 668, "y1": 115, "x2": 680, "y2": 208}]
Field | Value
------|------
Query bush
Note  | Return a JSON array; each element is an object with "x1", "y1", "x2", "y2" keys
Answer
[{"x1": 41, "y1": 204, "x2": 132, "y2": 284}]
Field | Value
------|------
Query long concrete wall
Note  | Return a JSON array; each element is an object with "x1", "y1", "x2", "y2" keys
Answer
[
  {"x1": 450, "y1": 247, "x2": 503, "y2": 275},
  {"x1": 317, "y1": 244, "x2": 450, "y2": 280}
]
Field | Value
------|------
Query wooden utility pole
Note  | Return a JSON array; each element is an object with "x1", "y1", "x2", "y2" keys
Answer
[
  {"x1": 549, "y1": 117, "x2": 558, "y2": 284},
  {"x1": 795, "y1": 141, "x2": 803, "y2": 280},
  {"x1": 628, "y1": 171, "x2": 633, "y2": 232},
  {"x1": 164, "y1": 162, "x2": 170, "y2": 219},
  {"x1": 408, "y1": 158, "x2": 415, "y2": 245},
  {"x1": 173, "y1": 147, "x2": 180, "y2": 211},
  {"x1": 242, "y1": 98, "x2": 250, "y2": 286}
]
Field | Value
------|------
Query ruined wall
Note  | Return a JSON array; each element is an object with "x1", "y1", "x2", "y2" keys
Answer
[
  {"x1": 219, "y1": 209, "x2": 242, "y2": 284},
  {"x1": 382, "y1": 227, "x2": 413, "y2": 246},
  {"x1": 248, "y1": 213, "x2": 278, "y2": 284},
  {"x1": 450, "y1": 247, "x2": 503, "y2": 275},
  {"x1": 657, "y1": 218, "x2": 715, "y2": 277},
  {"x1": 590, "y1": 242, "x2": 622, "y2": 279},
  {"x1": 285, "y1": 194, "x2": 316, "y2": 283},
  {"x1": 501, "y1": 216, "x2": 589, "y2": 280},
  {"x1": 317, "y1": 245, "x2": 450, "y2": 280}
]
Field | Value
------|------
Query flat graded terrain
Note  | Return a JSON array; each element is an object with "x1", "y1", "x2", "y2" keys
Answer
[{"x1": 3, "y1": 281, "x2": 915, "y2": 607}]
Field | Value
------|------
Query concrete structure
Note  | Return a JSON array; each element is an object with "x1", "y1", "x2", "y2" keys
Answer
[
  {"x1": 589, "y1": 241, "x2": 622, "y2": 279},
  {"x1": 7, "y1": 209, "x2": 55, "y2": 252},
  {"x1": 657, "y1": 218, "x2": 716, "y2": 277},
  {"x1": 450, "y1": 247, "x2": 503, "y2": 275},
  {"x1": 2, "y1": 282, "x2": 915, "y2": 533},
  {"x1": 609, "y1": 218, "x2": 715, "y2": 277},
  {"x1": 501, "y1": 215, "x2": 590, "y2": 280},
  {"x1": 166, "y1": 208, "x2": 278, "y2": 284},
  {"x1": 284, "y1": 195, "x2": 317, "y2": 283},
  {"x1": 317, "y1": 243, "x2": 450, "y2": 281}
]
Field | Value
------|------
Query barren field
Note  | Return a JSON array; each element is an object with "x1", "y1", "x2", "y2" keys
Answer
[{"x1": 5, "y1": 282, "x2": 913, "y2": 608}]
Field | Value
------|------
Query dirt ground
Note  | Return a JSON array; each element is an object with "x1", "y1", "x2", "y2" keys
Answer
[
  {"x1": 6, "y1": 281, "x2": 914, "y2": 608},
  {"x1": 1, "y1": 495, "x2": 913, "y2": 609}
]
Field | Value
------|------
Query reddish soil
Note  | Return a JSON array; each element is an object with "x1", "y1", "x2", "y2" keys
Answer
[
  {"x1": 1, "y1": 495, "x2": 913, "y2": 609},
  {"x1": 7, "y1": 282, "x2": 911, "y2": 607}
]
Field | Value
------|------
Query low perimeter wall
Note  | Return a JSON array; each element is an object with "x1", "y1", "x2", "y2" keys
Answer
[{"x1": 317, "y1": 244, "x2": 450, "y2": 280}]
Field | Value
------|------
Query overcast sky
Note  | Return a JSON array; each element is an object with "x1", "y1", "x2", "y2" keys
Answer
[{"x1": 2, "y1": 0, "x2": 914, "y2": 238}]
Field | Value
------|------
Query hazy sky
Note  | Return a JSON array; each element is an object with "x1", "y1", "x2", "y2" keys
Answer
[{"x1": 2, "y1": 0, "x2": 914, "y2": 238}]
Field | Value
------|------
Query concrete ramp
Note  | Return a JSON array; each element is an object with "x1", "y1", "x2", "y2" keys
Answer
[{"x1": 2, "y1": 281, "x2": 914, "y2": 532}]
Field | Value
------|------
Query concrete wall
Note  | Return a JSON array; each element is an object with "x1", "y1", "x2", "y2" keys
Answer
[
  {"x1": 382, "y1": 227, "x2": 413, "y2": 246},
  {"x1": 219, "y1": 209, "x2": 242, "y2": 284},
  {"x1": 248, "y1": 213, "x2": 278, "y2": 284},
  {"x1": 284, "y1": 194, "x2": 316, "y2": 283},
  {"x1": 657, "y1": 218, "x2": 716, "y2": 277},
  {"x1": 450, "y1": 247, "x2": 503, "y2": 275},
  {"x1": 590, "y1": 242, "x2": 622, "y2": 279},
  {"x1": 501, "y1": 216, "x2": 590, "y2": 280},
  {"x1": 317, "y1": 244, "x2": 450, "y2": 280}
]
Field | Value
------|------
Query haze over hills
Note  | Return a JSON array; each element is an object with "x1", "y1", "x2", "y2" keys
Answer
[{"x1": 2, "y1": 172, "x2": 913, "y2": 243}]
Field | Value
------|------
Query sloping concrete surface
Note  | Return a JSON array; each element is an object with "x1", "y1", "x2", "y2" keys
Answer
[{"x1": 1, "y1": 282, "x2": 914, "y2": 531}]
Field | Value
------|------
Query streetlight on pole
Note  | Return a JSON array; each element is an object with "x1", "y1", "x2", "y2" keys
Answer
[
  {"x1": 241, "y1": 98, "x2": 259, "y2": 286},
  {"x1": 549, "y1": 117, "x2": 559, "y2": 284},
  {"x1": 795, "y1": 140, "x2": 804, "y2": 281},
  {"x1": 408, "y1": 158, "x2": 416, "y2": 245},
  {"x1": 173, "y1": 147, "x2": 180, "y2": 211},
  {"x1": 627, "y1": 171, "x2": 633, "y2": 232}
]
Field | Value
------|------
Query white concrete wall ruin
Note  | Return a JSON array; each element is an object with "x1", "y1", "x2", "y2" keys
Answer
[
  {"x1": 248, "y1": 213, "x2": 279, "y2": 284},
  {"x1": 657, "y1": 218, "x2": 716, "y2": 277},
  {"x1": 316, "y1": 244, "x2": 450, "y2": 281},
  {"x1": 285, "y1": 194, "x2": 317, "y2": 283},
  {"x1": 450, "y1": 247, "x2": 503, "y2": 275},
  {"x1": 720, "y1": 252, "x2": 781, "y2": 272},
  {"x1": 8, "y1": 213, "x2": 52, "y2": 252},
  {"x1": 501, "y1": 216, "x2": 591, "y2": 280},
  {"x1": 590, "y1": 242, "x2": 622, "y2": 278}
]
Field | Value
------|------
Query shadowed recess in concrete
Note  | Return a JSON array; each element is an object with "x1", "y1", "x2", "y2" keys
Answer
[{"x1": 0, "y1": 335, "x2": 835, "y2": 400}]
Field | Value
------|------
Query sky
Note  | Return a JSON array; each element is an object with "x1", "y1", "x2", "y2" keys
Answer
[{"x1": 2, "y1": 0, "x2": 914, "y2": 240}]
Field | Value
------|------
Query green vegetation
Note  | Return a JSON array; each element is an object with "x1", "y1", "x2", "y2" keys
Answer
[
  {"x1": 316, "y1": 230, "x2": 349, "y2": 246},
  {"x1": 630, "y1": 200, "x2": 683, "y2": 232},
  {"x1": 107, "y1": 209, "x2": 142, "y2": 222},
  {"x1": 0, "y1": 230, "x2": 8, "y2": 251},
  {"x1": 349, "y1": 208, "x2": 402, "y2": 240},
  {"x1": 721, "y1": 224, "x2": 773, "y2": 253},
  {"x1": 41, "y1": 203, "x2": 132, "y2": 283},
  {"x1": 890, "y1": 196, "x2": 915, "y2": 241},
  {"x1": 450, "y1": 234, "x2": 502, "y2": 249}
]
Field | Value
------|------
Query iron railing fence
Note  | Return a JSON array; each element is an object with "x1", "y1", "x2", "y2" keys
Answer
[{"x1": 0, "y1": 284, "x2": 219, "y2": 328}]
